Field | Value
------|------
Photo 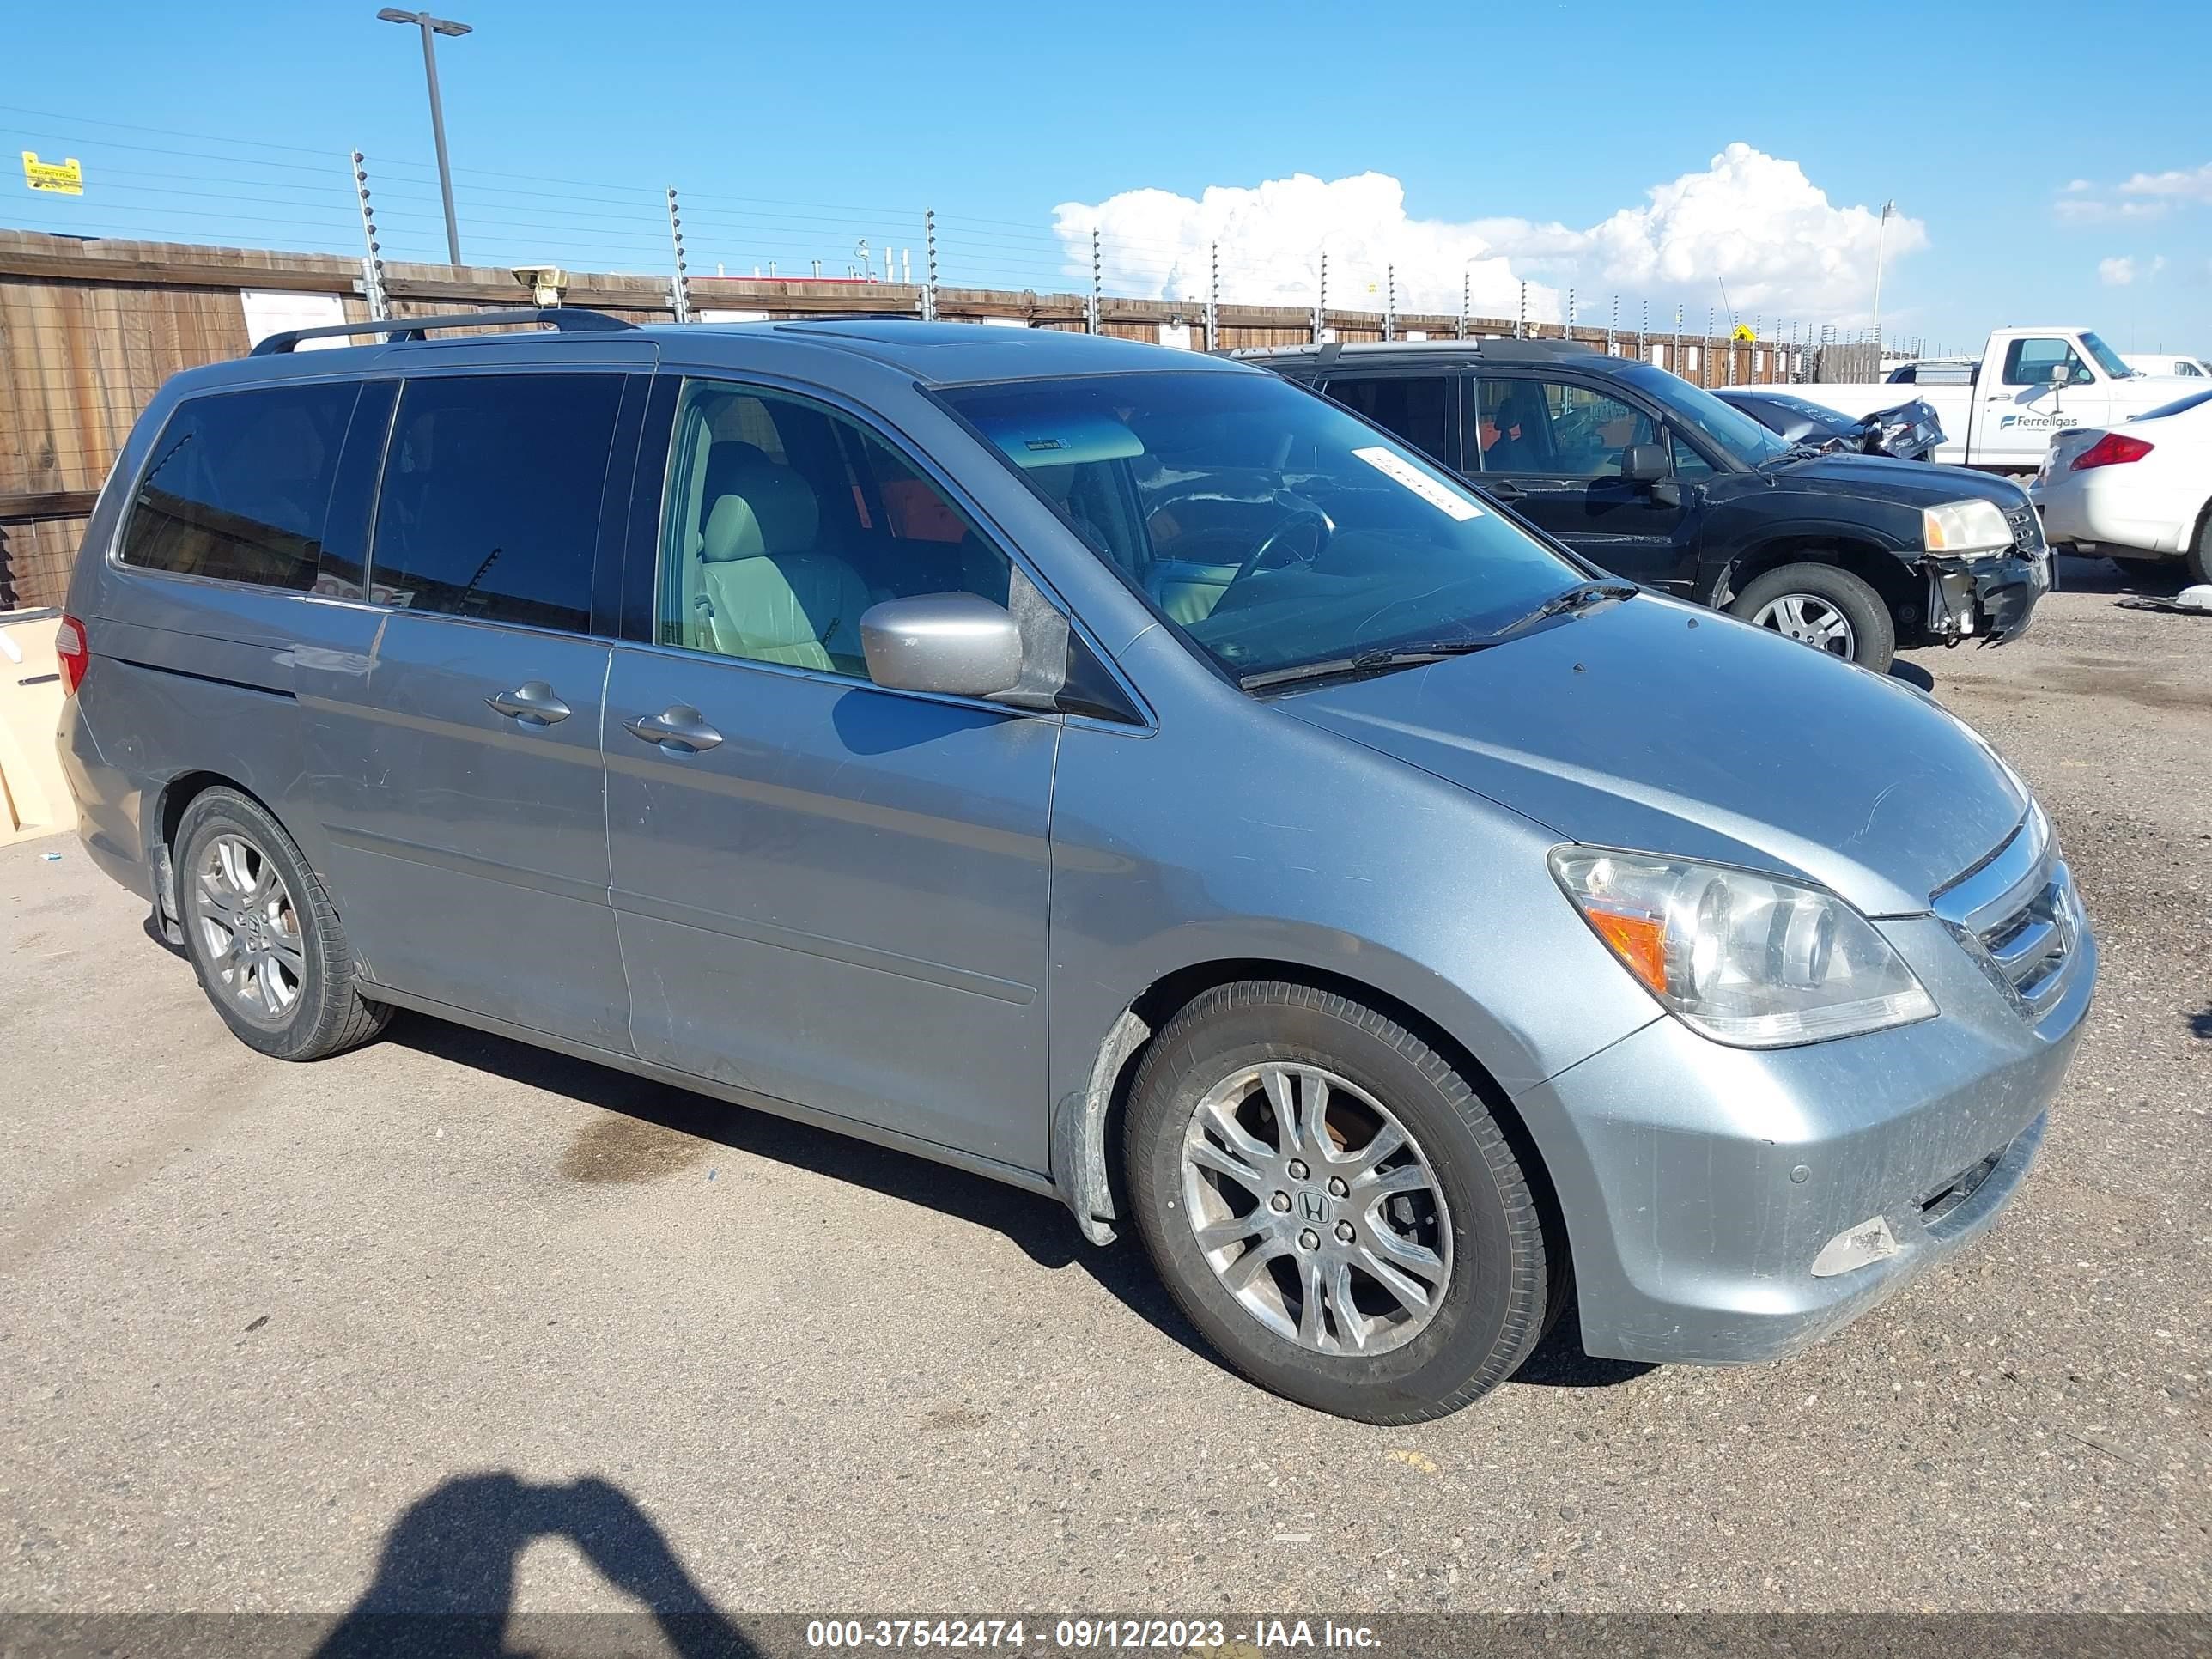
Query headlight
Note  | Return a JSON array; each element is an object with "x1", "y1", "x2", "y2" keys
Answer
[
  {"x1": 1550, "y1": 848, "x2": 1937, "y2": 1048},
  {"x1": 1922, "y1": 498, "x2": 2013, "y2": 556}
]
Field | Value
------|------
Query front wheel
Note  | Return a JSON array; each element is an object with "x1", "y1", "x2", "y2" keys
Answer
[
  {"x1": 1730, "y1": 561, "x2": 1897, "y2": 672},
  {"x1": 1124, "y1": 981, "x2": 1551, "y2": 1423}
]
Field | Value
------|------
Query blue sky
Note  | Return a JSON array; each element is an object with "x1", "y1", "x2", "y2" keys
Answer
[{"x1": 9, "y1": 0, "x2": 2210, "y2": 351}]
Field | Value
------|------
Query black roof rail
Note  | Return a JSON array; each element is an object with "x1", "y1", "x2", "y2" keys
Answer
[{"x1": 250, "y1": 307, "x2": 636, "y2": 356}]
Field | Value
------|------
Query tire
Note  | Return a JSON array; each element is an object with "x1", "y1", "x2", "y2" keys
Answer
[
  {"x1": 173, "y1": 787, "x2": 391, "y2": 1061},
  {"x1": 2110, "y1": 555, "x2": 2183, "y2": 591},
  {"x1": 2189, "y1": 514, "x2": 2212, "y2": 587},
  {"x1": 1124, "y1": 981, "x2": 1550, "y2": 1423},
  {"x1": 1729, "y1": 561, "x2": 1896, "y2": 672}
]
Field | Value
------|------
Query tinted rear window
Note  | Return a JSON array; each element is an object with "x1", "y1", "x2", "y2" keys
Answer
[
  {"x1": 121, "y1": 382, "x2": 360, "y2": 590},
  {"x1": 1322, "y1": 375, "x2": 1453, "y2": 463},
  {"x1": 369, "y1": 374, "x2": 623, "y2": 632}
]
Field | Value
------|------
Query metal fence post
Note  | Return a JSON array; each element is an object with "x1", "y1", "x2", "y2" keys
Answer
[
  {"x1": 1516, "y1": 281, "x2": 1527, "y2": 339},
  {"x1": 1639, "y1": 300, "x2": 1648, "y2": 362},
  {"x1": 1607, "y1": 295, "x2": 1618, "y2": 356},
  {"x1": 921, "y1": 210, "x2": 939, "y2": 322},
  {"x1": 349, "y1": 149, "x2": 389, "y2": 321},
  {"x1": 1314, "y1": 249, "x2": 1327, "y2": 343},
  {"x1": 1087, "y1": 227, "x2": 1101, "y2": 334},
  {"x1": 1458, "y1": 270, "x2": 1468, "y2": 341},
  {"x1": 1206, "y1": 241, "x2": 1219, "y2": 351},
  {"x1": 1566, "y1": 289, "x2": 1576, "y2": 341},
  {"x1": 1385, "y1": 264, "x2": 1396, "y2": 342},
  {"x1": 665, "y1": 186, "x2": 692, "y2": 324}
]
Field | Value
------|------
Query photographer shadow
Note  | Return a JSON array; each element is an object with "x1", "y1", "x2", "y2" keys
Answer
[{"x1": 314, "y1": 1472, "x2": 757, "y2": 1659}]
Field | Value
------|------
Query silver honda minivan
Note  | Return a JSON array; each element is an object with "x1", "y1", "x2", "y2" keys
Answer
[{"x1": 57, "y1": 313, "x2": 2095, "y2": 1422}]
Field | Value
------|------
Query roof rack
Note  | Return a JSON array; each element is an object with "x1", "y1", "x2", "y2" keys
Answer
[{"x1": 250, "y1": 307, "x2": 636, "y2": 356}]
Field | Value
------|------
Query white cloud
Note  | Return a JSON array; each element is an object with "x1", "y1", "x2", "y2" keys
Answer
[
  {"x1": 2119, "y1": 162, "x2": 2212, "y2": 201},
  {"x1": 2100, "y1": 256, "x2": 2137, "y2": 286},
  {"x1": 2063, "y1": 179, "x2": 2093, "y2": 193},
  {"x1": 1053, "y1": 143, "x2": 1926, "y2": 326}
]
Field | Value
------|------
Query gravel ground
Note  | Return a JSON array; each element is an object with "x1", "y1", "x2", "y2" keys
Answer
[{"x1": 2, "y1": 558, "x2": 2206, "y2": 1626}]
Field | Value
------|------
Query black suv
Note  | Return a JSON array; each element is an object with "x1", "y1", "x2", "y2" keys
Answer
[{"x1": 1245, "y1": 340, "x2": 2048, "y2": 672}]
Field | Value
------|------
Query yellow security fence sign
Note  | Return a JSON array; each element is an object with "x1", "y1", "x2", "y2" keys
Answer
[
  {"x1": 21, "y1": 152, "x2": 84, "y2": 195},
  {"x1": 1731, "y1": 323, "x2": 1756, "y2": 343}
]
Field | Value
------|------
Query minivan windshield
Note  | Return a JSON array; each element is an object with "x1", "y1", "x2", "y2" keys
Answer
[
  {"x1": 939, "y1": 370, "x2": 1588, "y2": 685},
  {"x1": 1613, "y1": 362, "x2": 1790, "y2": 467}
]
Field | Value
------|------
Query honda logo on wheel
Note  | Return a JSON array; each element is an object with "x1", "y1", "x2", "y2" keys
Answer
[{"x1": 1299, "y1": 1190, "x2": 1328, "y2": 1223}]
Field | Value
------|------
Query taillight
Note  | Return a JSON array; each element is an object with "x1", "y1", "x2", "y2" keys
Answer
[
  {"x1": 2070, "y1": 433, "x2": 2154, "y2": 471},
  {"x1": 55, "y1": 613, "x2": 88, "y2": 696}
]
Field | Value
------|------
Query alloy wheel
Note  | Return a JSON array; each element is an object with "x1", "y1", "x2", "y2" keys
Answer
[
  {"x1": 190, "y1": 832, "x2": 306, "y2": 1024},
  {"x1": 1750, "y1": 592, "x2": 1857, "y2": 658},
  {"x1": 1179, "y1": 1062, "x2": 1452, "y2": 1356}
]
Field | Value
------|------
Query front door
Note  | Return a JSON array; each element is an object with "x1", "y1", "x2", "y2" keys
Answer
[
  {"x1": 603, "y1": 374, "x2": 1059, "y2": 1170},
  {"x1": 1978, "y1": 336, "x2": 2108, "y2": 469},
  {"x1": 307, "y1": 368, "x2": 641, "y2": 1049},
  {"x1": 1467, "y1": 374, "x2": 1695, "y2": 591}
]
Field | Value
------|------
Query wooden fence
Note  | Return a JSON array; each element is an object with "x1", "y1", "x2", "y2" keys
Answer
[{"x1": 0, "y1": 227, "x2": 1796, "y2": 611}]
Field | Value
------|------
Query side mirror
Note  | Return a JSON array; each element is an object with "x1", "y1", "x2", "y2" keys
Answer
[
  {"x1": 1620, "y1": 443, "x2": 1669, "y2": 483},
  {"x1": 859, "y1": 594, "x2": 1024, "y2": 699}
]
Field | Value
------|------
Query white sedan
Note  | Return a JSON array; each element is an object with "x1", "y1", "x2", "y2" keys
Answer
[{"x1": 2032, "y1": 386, "x2": 2212, "y2": 584}]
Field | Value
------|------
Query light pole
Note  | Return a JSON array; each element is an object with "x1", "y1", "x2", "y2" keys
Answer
[
  {"x1": 1869, "y1": 198, "x2": 1896, "y2": 368},
  {"x1": 377, "y1": 8, "x2": 471, "y2": 267}
]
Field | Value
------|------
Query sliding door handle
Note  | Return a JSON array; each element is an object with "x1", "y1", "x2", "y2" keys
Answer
[
  {"x1": 623, "y1": 705, "x2": 724, "y2": 754},
  {"x1": 1486, "y1": 480, "x2": 1526, "y2": 502},
  {"x1": 486, "y1": 681, "x2": 572, "y2": 725}
]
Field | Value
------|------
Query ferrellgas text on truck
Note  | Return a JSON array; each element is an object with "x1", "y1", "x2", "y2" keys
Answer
[{"x1": 1794, "y1": 328, "x2": 2192, "y2": 473}]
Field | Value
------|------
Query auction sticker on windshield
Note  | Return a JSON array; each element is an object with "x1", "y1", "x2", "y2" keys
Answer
[{"x1": 1351, "y1": 446, "x2": 1483, "y2": 520}]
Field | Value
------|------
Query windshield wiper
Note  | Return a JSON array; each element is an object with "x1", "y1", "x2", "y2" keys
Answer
[
  {"x1": 1758, "y1": 441, "x2": 1827, "y2": 470},
  {"x1": 1237, "y1": 638, "x2": 1495, "y2": 691},
  {"x1": 1485, "y1": 579, "x2": 1639, "y2": 641}
]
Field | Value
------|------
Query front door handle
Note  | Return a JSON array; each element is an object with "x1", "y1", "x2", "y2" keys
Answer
[
  {"x1": 486, "y1": 681, "x2": 572, "y2": 726},
  {"x1": 1486, "y1": 480, "x2": 1526, "y2": 502},
  {"x1": 623, "y1": 704, "x2": 724, "y2": 754}
]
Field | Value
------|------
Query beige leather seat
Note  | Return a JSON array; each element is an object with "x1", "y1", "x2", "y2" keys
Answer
[{"x1": 696, "y1": 454, "x2": 872, "y2": 674}]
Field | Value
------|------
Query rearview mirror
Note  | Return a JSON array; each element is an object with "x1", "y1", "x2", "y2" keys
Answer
[
  {"x1": 860, "y1": 594, "x2": 1024, "y2": 699},
  {"x1": 1620, "y1": 444, "x2": 1669, "y2": 483}
]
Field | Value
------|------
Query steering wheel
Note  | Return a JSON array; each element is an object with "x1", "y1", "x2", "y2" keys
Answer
[{"x1": 1231, "y1": 505, "x2": 1336, "y2": 587}]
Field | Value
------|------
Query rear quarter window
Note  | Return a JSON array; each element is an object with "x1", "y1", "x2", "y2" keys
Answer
[{"x1": 119, "y1": 381, "x2": 361, "y2": 590}]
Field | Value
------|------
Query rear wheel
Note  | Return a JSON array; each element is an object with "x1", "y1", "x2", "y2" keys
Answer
[
  {"x1": 2189, "y1": 514, "x2": 2212, "y2": 587},
  {"x1": 175, "y1": 788, "x2": 390, "y2": 1061},
  {"x1": 1124, "y1": 981, "x2": 1550, "y2": 1423},
  {"x1": 1731, "y1": 561, "x2": 1896, "y2": 672}
]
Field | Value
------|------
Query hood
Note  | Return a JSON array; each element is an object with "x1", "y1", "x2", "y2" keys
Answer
[
  {"x1": 1277, "y1": 595, "x2": 2027, "y2": 917},
  {"x1": 1766, "y1": 452, "x2": 2027, "y2": 510}
]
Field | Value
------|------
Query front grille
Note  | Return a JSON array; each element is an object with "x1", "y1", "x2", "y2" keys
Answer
[
  {"x1": 2006, "y1": 502, "x2": 2046, "y2": 556},
  {"x1": 1933, "y1": 811, "x2": 2082, "y2": 1023}
]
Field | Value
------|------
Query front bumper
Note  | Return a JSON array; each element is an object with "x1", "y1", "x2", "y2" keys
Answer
[
  {"x1": 1923, "y1": 546, "x2": 2047, "y2": 646},
  {"x1": 1515, "y1": 835, "x2": 2094, "y2": 1366}
]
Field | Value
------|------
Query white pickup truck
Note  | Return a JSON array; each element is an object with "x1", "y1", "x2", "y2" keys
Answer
[{"x1": 1794, "y1": 326, "x2": 2188, "y2": 473}]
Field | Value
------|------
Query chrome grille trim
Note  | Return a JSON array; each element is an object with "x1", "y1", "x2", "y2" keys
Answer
[{"x1": 1935, "y1": 813, "x2": 2081, "y2": 1021}]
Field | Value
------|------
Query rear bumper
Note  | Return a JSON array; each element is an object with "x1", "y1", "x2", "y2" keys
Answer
[
  {"x1": 1516, "y1": 904, "x2": 2094, "y2": 1367},
  {"x1": 2030, "y1": 474, "x2": 2185, "y2": 556},
  {"x1": 56, "y1": 695, "x2": 147, "y2": 899}
]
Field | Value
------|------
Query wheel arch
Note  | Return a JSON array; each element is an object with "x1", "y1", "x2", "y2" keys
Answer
[
  {"x1": 1052, "y1": 957, "x2": 1572, "y2": 1298},
  {"x1": 1711, "y1": 535, "x2": 1920, "y2": 628},
  {"x1": 143, "y1": 769, "x2": 285, "y2": 943}
]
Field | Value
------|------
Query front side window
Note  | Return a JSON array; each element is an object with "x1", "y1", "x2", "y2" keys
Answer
[
  {"x1": 2002, "y1": 337, "x2": 2089, "y2": 387},
  {"x1": 939, "y1": 370, "x2": 1582, "y2": 685},
  {"x1": 1472, "y1": 378, "x2": 1656, "y2": 476},
  {"x1": 120, "y1": 381, "x2": 359, "y2": 590},
  {"x1": 657, "y1": 379, "x2": 1010, "y2": 677},
  {"x1": 368, "y1": 373, "x2": 623, "y2": 632},
  {"x1": 1320, "y1": 375, "x2": 1454, "y2": 465}
]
